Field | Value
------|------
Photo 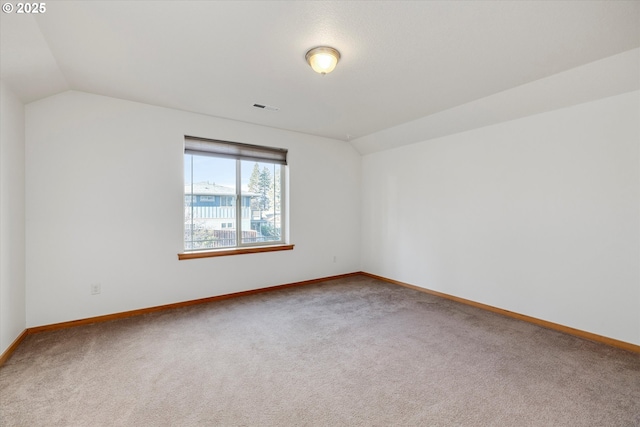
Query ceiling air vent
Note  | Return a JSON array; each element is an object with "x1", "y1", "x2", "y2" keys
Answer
[{"x1": 253, "y1": 103, "x2": 280, "y2": 111}]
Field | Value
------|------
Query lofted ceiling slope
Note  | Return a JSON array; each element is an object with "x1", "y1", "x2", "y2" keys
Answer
[{"x1": 1, "y1": 1, "x2": 639, "y2": 153}]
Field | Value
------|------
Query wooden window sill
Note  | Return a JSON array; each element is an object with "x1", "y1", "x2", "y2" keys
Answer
[{"x1": 178, "y1": 244, "x2": 294, "y2": 260}]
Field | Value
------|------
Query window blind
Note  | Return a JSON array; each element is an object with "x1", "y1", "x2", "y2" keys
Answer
[{"x1": 184, "y1": 136, "x2": 288, "y2": 165}]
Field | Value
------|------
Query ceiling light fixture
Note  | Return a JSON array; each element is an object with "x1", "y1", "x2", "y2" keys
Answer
[{"x1": 305, "y1": 46, "x2": 341, "y2": 75}]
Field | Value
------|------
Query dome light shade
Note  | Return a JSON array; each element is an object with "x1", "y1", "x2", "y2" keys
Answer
[{"x1": 305, "y1": 46, "x2": 340, "y2": 75}]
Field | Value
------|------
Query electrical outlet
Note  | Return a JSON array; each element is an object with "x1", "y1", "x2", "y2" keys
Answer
[{"x1": 90, "y1": 283, "x2": 101, "y2": 295}]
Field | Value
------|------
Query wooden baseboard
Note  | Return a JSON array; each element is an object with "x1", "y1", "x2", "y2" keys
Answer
[
  {"x1": 360, "y1": 271, "x2": 640, "y2": 354},
  {"x1": 0, "y1": 329, "x2": 28, "y2": 366},
  {"x1": 27, "y1": 272, "x2": 362, "y2": 335}
]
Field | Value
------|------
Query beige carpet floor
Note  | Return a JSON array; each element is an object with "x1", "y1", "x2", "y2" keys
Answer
[{"x1": 1, "y1": 275, "x2": 639, "y2": 426}]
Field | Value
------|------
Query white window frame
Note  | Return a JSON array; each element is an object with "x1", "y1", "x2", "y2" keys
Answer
[{"x1": 183, "y1": 136, "x2": 288, "y2": 253}]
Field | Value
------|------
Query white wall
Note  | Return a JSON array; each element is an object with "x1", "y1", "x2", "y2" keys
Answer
[
  {"x1": 0, "y1": 80, "x2": 26, "y2": 354},
  {"x1": 25, "y1": 91, "x2": 361, "y2": 327},
  {"x1": 20, "y1": 79, "x2": 640, "y2": 348},
  {"x1": 361, "y1": 90, "x2": 640, "y2": 345}
]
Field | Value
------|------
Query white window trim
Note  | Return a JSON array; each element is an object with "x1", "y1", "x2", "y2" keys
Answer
[{"x1": 182, "y1": 136, "x2": 289, "y2": 256}]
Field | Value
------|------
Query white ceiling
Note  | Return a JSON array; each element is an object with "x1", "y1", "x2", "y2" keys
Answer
[{"x1": 2, "y1": 1, "x2": 639, "y2": 152}]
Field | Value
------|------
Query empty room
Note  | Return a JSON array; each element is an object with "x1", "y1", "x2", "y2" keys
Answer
[{"x1": 1, "y1": 1, "x2": 639, "y2": 425}]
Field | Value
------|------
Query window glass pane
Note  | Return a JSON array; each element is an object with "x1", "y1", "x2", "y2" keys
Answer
[
  {"x1": 241, "y1": 160, "x2": 282, "y2": 245},
  {"x1": 184, "y1": 155, "x2": 237, "y2": 250},
  {"x1": 184, "y1": 155, "x2": 194, "y2": 249}
]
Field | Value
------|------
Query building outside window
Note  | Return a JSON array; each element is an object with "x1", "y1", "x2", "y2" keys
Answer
[{"x1": 184, "y1": 136, "x2": 287, "y2": 251}]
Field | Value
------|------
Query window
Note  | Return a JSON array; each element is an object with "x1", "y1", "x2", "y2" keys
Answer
[{"x1": 183, "y1": 136, "x2": 287, "y2": 253}]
